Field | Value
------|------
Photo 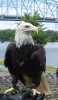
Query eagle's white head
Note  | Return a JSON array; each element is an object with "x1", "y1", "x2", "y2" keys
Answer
[{"x1": 15, "y1": 21, "x2": 38, "y2": 47}]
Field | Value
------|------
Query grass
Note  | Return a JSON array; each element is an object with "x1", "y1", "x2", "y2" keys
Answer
[
  {"x1": 47, "y1": 66, "x2": 57, "y2": 73},
  {"x1": 0, "y1": 87, "x2": 9, "y2": 93},
  {"x1": 0, "y1": 59, "x2": 4, "y2": 65}
]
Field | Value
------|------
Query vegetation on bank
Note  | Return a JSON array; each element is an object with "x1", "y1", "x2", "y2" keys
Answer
[
  {"x1": 0, "y1": 87, "x2": 9, "y2": 93},
  {"x1": 0, "y1": 29, "x2": 58, "y2": 44},
  {"x1": 0, "y1": 29, "x2": 15, "y2": 42},
  {"x1": 47, "y1": 66, "x2": 56, "y2": 73},
  {"x1": 0, "y1": 59, "x2": 4, "y2": 65}
]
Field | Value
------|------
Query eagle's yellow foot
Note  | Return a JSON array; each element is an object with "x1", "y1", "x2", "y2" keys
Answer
[
  {"x1": 32, "y1": 89, "x2": 48, "y2": 100},
  {"x1": 4, "y1": 87, "x2": 17, "y2": 94},
  {"x1": 32, "y1": 89, "x2": 41, "y2": 95}
]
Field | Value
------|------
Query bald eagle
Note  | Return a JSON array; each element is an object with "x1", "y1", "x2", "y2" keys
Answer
[
  {"x1": 15, "y1": 21, "x2": 38, "y2": 47},
  {"x1": 4, "y1": 21, "x2": 48, "y2": 96}
]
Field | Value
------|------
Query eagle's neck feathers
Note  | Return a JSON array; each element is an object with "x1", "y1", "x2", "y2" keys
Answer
[{"x1": 15, "y1": 31, "x2": 34, "y2": 48}]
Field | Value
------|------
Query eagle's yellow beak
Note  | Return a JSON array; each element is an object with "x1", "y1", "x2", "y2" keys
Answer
[{"x1": 32, "y1": 26, "x2": 38, "y2": 34}]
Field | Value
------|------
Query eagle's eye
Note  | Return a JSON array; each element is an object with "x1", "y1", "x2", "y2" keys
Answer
[{"x1": 25, "y1": 25, "x2": 30, "y2": 28}]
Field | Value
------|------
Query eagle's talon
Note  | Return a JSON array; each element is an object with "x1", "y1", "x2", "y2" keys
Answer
[{"x1": 32, "y1": 89, "x2": 41, "y2": 95}]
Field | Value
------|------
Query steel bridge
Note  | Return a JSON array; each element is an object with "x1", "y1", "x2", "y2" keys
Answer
[{"x1": 0, "y1": 0, "x2": 58, "y2": 23}]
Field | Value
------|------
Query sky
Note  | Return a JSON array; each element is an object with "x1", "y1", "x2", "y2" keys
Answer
[{"x1": 0, "y1": 0, "x2": 58, "y2": 30}]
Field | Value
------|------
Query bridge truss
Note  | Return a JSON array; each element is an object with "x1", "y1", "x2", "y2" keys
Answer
[{"x1": 0, "y1": 0, "x2": 58, "y2": 23}]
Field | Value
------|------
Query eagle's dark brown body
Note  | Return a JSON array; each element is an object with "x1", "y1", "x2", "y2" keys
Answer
[{"x1": 4, "y1": 42, "x2": 46, "y2": 89}]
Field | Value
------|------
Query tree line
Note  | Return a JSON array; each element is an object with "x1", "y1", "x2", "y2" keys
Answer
[
  {"x1": 0, "y1": 29, "x2": 15, "y2": 42},
  {"x1": 0, "y1": 29, "x2": 58, "y2": 44}
]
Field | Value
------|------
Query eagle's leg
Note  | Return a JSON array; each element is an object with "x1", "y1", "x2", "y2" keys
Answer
[
  {"x1": 34, "y1": 72, "x2": 49, "y2": 95},
  {"x1": 32, "y1": 72, "x2": 49, "y2": 100},
  {"x1": 27, "y1": 72, "x2": 48, "y2": 100},
  {"x1": 4, "y1": 76, "x2": 18, "y2": 94}
]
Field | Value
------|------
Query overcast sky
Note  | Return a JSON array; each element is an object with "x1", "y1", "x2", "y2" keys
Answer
[{"x1": 0, "y1": 0, "x2": 58, "y2": 30}]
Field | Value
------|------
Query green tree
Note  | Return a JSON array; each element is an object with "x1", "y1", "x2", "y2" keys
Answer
[
  {"x1": 21, "y1": 12, "x2": 42, "y2": 26},
  {"x1": 45, "y1": 30, "x2": 58, "y2": 42},
  {"x1": 21, "y1": 12, "x2": 48, "y2": 45},
  {"x1": 49, "y1": 33, "x2": 58, "y2": 42},
  {"x1": 0, "y1": 29, "x2": 15, "y2": 42}
]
